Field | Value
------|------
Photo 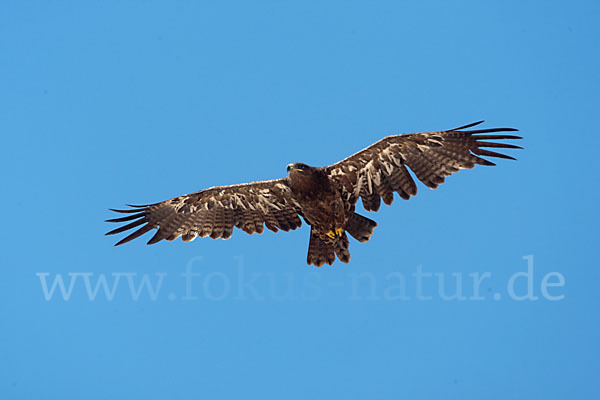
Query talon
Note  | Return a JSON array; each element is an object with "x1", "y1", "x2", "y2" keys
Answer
[
  {"x1": 326, "y1": 230, "x2": 335, "y2": 239},
  {"x1": 335, "y1": 228, "x2": 343, "y2": 236}
]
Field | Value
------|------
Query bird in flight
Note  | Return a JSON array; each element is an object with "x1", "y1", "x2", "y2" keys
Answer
[{"x1": 106, "y1": 121, "x2": 521, "y2": 266}]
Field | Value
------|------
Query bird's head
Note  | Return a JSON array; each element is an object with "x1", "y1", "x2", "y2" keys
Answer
[
  {"x1": 286, "y1": 163, "x2": 329, "y2": 191},
  {"x1": 286, "y1": 163, "x2": 312, "y2": 175}
]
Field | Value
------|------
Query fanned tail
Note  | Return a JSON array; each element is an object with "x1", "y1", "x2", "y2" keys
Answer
[{"x1": 307, "y1": 229, "x2": 351, "y2": 266}]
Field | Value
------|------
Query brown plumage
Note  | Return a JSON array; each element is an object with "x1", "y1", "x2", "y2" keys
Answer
[{"x1": 106, "y1": 121, "x2": 522, "y2": 266}]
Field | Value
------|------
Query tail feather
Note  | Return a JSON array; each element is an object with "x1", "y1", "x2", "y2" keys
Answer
[
  {"x1": 307, "y1": 214, "x2": 375, "y2": 266},
  {"x1": 307, "y1": 230, "x2": 335, "y2": 267},
  {"x1": 346, "y1": 213, "x2": 377, "y2": 242},
  {"x1": 333, "y1": 232, "x2": 350, "y2": 264}
]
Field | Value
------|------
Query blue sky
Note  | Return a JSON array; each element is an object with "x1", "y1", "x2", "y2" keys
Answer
[{"x1": 2, "y1": 1, "x2": 599, "y2": 399}]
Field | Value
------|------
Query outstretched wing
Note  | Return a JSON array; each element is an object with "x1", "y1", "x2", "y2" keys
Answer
[
  {"x1": 106, "y1": 178, "x2": 303, "y2": 246},
  {"x1": 325, "y1": 121, "x2": 522, "y2": 211}
]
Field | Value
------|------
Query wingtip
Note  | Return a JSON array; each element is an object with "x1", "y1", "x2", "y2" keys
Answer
[
  {"x1": 497, "y1": 128, "x2": 520, "y2": 133},
  {"x1": 109, "y1": 208, "x2": 145, "y2": 214},
  {"x1": 146, "y1": 231, "x2": 162, "y2": 245},
  {"x1": 451, "y1": 121, "x2": 485, "y2": 130}
]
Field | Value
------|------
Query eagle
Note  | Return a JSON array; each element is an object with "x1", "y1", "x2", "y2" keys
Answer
[{"x1": 106, "y1": 121, "x2": 521, "y2": 266}]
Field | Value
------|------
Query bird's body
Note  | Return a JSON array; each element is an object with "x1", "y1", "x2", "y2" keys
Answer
[
  {"x1": 287, "y1": 164, "x2": 357, "y2": 265},
  {"x1": 106, "y1": 121, "x2": 522, "y2": 266},
  {"x1": 288, "y1": 165, "x2": 348, "y2": 238}
]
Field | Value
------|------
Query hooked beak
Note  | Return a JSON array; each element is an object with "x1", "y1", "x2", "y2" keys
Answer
[{"x1": 287, "y1": 164, "x2": 303, "y2": 173}]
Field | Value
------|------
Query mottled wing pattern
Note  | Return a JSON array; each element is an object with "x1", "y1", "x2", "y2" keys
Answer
[
  {"x1": 106, "y1": 178, "x2": 303, "y2": 246},
  {"x1": 325, "y1": 121, "x2": 522, "y2": 211}
]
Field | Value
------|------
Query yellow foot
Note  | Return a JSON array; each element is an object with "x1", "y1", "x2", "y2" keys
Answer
[{"x1": 326, "y1": 228, "x2": 344, "y2": 239}]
